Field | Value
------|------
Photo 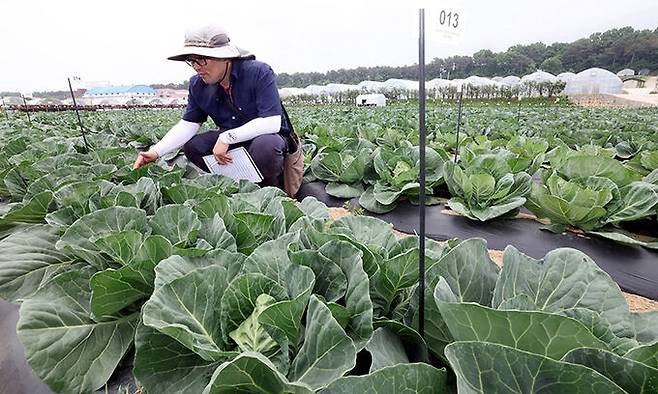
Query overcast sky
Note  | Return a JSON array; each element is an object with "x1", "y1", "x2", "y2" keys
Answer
[{"x1": 1, "y1": 0, "x2": 657, "y2": 93}]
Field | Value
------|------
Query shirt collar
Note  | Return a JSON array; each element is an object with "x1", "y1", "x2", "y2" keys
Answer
[{"x1": 230, "y1": 59, "x2": 244, "y2": 84}]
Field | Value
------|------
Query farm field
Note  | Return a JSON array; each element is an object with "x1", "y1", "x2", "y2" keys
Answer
[
  {"x1": 1, "y1": 102, "x2": 658, "y2": 393},
  {"x1": 294, "y1": 101, "x2": 658, "y2": 234}
]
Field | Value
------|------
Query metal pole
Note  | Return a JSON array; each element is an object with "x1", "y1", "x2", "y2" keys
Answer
[
  {"x1": 21, "y1": 95, "x2": 32, "y2": 126},
  {"x1": 1, "y1": 97, "x2": 8, "y2": 120},
  {"x1": 454, "y1": 89, "x2": 463, "y2": 163},
  {"x1": 68, "y1": 77, "x2": 90, "y2": 152},
  {"x1": 516, "y1": 95, "x2": 523, "y2": 136},
  {"x1": 418, "y1": 8, "x2": 426, "y2": 339}
]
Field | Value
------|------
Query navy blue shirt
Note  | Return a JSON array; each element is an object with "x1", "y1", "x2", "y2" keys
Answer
[{"x1": 183, "y1": 59, "x2": 291, "y2": 135}]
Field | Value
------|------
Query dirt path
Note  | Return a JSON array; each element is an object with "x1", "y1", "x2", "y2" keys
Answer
[
  {"x1": 328, "y1": 207, "x2": 658, "y2": 313},
  {"x1": 613, "y1": 76, "x2": 658, "y2": 107}
]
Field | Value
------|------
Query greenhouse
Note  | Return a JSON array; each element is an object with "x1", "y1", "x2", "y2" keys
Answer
[
  {"x1": 564, "y1": 67, "x2": 624, "y2": 95},
  {"x1": 500, "y1": 75, "x2": 521, "y2": 85},
  {"x1": 617, "y1": 68, "x2": 635, "y2": 77},
  {"x1": 382, "y1": 78, "x2": 418, "y2": 91},
  {"x1": 324, "y1": 83, "x2": 360, "y2": 93},
  {"x1": 557, "y1": 71, "x2": 577, "y2": 83},
  {"x1": 426, "y1": 78, "x2": 451, "y2": 89},
  {"x1": 357, "y1": 80, "x2": 386, "y2": 91},
  {"x1": 2, "y1": 96, "x2": 23, "y2": 105},
  {"x1": 521, "y1": 70, "x2": 558, "y2": 84},
  {"x1": 462, "y1": 75, "x2": 500, "y2": 87},
  {"x1": 304, "y1": 84, "x2": 327, "y2": 95},
  {"x1": 279, "y1": 87, "x2": 306, "y2": 98}
]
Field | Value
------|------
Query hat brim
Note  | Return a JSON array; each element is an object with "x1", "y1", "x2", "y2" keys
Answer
[{"x1": 168, "y1": 45, "x2": 241, "y2": 61}]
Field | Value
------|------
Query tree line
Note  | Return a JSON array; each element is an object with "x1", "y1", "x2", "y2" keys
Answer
[{"x1": 276, "y1": 26, "x2": 658, "y2": 87}]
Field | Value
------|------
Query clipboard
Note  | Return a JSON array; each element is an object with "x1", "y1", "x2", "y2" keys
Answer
[{"x1": 202, "y1": 147, "x2": 263, "y2": 183}]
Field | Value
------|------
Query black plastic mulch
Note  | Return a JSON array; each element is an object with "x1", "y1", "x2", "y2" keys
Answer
[
  {"x1": 297, "y1": 181, "x2": 658, "y2": 301},
  {"x1": 0, "y1": 300, "x2": 51, "y2": 394},
  {"x1": 0, "y1": 299, "x2": 137, "y2": 394}
]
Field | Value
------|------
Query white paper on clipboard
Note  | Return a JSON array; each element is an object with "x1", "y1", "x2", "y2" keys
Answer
[{"x1": 202, "y1": 147, "x2": 263, "y2": 183}]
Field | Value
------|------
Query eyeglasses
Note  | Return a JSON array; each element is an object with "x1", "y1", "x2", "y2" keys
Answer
[{"x1": 184, "y1": 57, "x2": 209, "y2": 68}]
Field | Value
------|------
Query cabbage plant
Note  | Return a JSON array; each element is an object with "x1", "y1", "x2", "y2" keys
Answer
[
  {"x1": 358, "y1": 142, "x2": 447, "y2": 214},
  {"x1": 527, "y1": 153, "x2": 658, "y2": 236},
  {"x1": 412, "y1": 238, "x2": 658, "y2": 393},
  {"x1": 443, "y1": 152, "x2": 532, "y2": 221}
]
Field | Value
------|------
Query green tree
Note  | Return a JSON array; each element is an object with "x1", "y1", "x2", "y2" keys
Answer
[
  {"x1": 540, "y1": 56, "x2": 563, "y2": 75},
  {"x1": 273, "y1": 26, "x2": 657, "y2": 88}
]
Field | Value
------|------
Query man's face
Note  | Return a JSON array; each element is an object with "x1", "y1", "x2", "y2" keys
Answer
[{"x1": 186, "y1": 56, "x2": 230, "y2": 85}]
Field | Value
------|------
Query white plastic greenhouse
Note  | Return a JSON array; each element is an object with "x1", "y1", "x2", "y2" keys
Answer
[
  {"x1": 501, "y1": 76, "x2": 521, "y2": 85},
  {"x1": 521, "y1": 70, "x2": 558, "y2": 84},
  {"x1": 325, "y1": 84, "x2": 360, "y2": 93},
  {"x1": 557, "y1": 72, "x2": 577, "y2": 83},
  {"x1": 304, "y1": 85, "x2": 327, "y2": 95},
  {"x1": 450, "y1": 79, "x2": 465, "y2": 88},
  {"x1": 616, "y1": 68, "x2": 635, "y2": 77},
  {"x1": 2, "y1": 96, "x2": 23, "y2": 105},
  {"x1": 279, "y1": 87, "x2": 305, "y2": 98},
  {"x1": 463, "y1": 76, "x2": 501, "y2": 87},
  {"x1": 427, "y1": 78, "x2": 451, "y2": 89},
  {"x1": 564, "y1": 68, "x2": 623, "y2": 95},
  {"x1": 383, "y1": 79, "x2": 418, "y2": 91},
  {"x1": 358, "y1": 80, "x2": 386, "y2": 92}
]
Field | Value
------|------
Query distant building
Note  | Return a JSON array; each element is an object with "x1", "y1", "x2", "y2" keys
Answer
[
  {"x1": 155, "y1": 88, "x2": 188, "y2": 98},
  {"x1": 2, "y1": 96, "x2": 23, "y2": 105},
  {"x1": 82, "y1": 85, "x2": 156, "y2": 105},
  {"x1": 28, "y1": 97, "x2": 63, "y2": 105},
  {"x1": 155, "y1": 89, "x2": 188, "y2": 104}
]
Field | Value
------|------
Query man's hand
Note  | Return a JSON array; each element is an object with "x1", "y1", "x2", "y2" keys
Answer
[
  {"x1": 213, "y1": 139, "x2": 232, "y2": 165},
  {"x1": 133, "y1": 150, "x2": 159, "y2": 169}
]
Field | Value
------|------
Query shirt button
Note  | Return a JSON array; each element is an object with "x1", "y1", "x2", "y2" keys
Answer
[
  {"x1": 231, "y1": 116, "x2": 236, "y2": 120},
  {"x1": 216, "y1": 98, "x2": 219, "y2": 102}
]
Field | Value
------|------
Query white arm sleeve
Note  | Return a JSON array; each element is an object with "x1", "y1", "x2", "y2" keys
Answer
[
  {"x1": 218, "y1": 115, "x2": 281, "y2": 145},
  {"x1": 152, "y1": 119, "x2": 201, "y2": 157}
]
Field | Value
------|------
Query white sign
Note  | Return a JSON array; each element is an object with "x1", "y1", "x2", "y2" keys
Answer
[{"x1": 426, "y1": 2, "x2": 464, "y2": 44}]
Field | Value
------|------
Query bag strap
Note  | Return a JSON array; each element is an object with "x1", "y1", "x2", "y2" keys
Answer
[
  {"x1": 280, "y1": 101, "x2": 298, "y2": 153},
  {"x1": 280, "y1": 101, "x2": 296, "y2": 134}
]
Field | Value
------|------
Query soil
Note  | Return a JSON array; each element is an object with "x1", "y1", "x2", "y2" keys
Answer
[
  {"x1": 327, "y1": 207, "x2": 658, "y2": 313},
  {"x1": 614, "y1": 76, "x2": 658, "y2": 107}
]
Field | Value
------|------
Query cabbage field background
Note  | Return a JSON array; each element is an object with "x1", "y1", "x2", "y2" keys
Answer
[{"x1": 0, "y1": 100, "x2": 657, "y2": 393}]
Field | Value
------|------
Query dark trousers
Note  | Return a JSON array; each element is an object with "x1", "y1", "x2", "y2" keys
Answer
[{"x1": 183, "y1": 130, "x2": 287, "y2": 188}]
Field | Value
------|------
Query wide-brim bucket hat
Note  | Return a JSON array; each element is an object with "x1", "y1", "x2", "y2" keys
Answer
[{"x1": 168, "y1": 24, "x2": 254, "y2": 61}]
